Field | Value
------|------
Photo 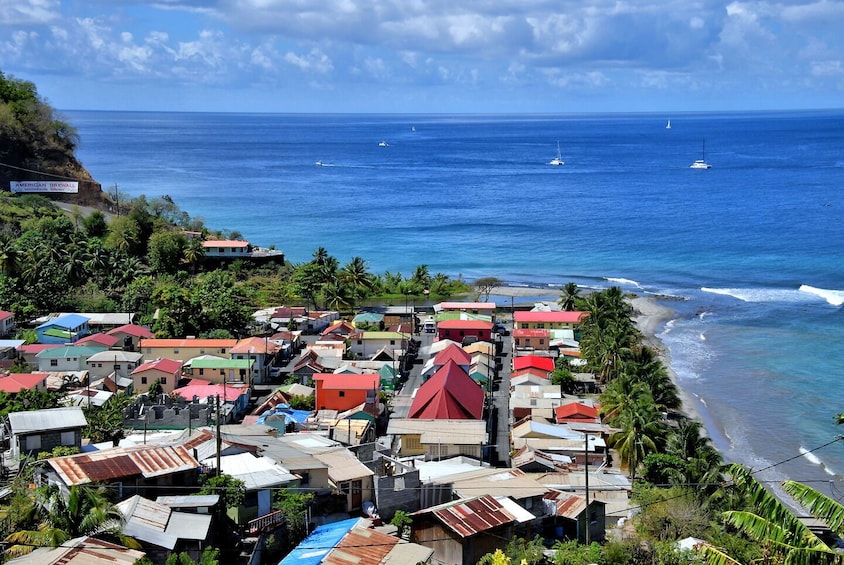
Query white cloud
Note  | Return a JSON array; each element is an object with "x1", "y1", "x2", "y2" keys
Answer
[
  {"x1": 284, "y1": 48, "x2": 334, "y2": 74},
  {"x1": 0, "y1": 0, "x2": 60, "y2": 26}
]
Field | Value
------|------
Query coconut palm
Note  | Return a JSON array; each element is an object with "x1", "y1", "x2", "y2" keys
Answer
[
  {"x1": 558, "y1": 282, "x2": 580, "y2": 311},
  {"x1": 4, "y1": 484, "x2": 138, "y2": 558},
  {"x1": 697, "y1": 464, "x2": 844, "y2": 565},
  {"x1": 341, "y1": 256, "x2": 372, "y2": 289},
  {"x1": 183, "y1": 237, "x2": 205, "y2": 274},
  {"x1": 311, "y1": 246, "x2": 329, "y2": 265},
  {"x1": 0, "y1": 239, "x2": 19, "y2": 278},
  {"x1": 623, "y1": 344, "x2": 681, "y2": 412}
]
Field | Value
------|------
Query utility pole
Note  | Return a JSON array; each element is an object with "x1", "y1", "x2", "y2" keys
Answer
[
  {"x1": 584, "y1": 432, "x2": 590, "y2": 546},
  {"x1": 215, "y1": 395, "x2": 222, "y2": 478}
]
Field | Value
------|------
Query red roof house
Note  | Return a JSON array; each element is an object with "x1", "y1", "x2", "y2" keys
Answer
[
  {"x1": 433, "y1": 344, "x2": 472, "y2": 369},
  {"x1": 0, "y1": 372, "x2": 48, "y2": 393},
  {"x1": 131, "y1": 358, "x2": 183, "y2": 395},
  {"x1": 512, "y1": 355, "x2": 555, "y2": 373},
  {"x1": 554, "y1": 402, "x2": 600, "y2": 424},
  {"x1": 76, "y1": 332, "x2": 120, "y2": 348},
  {"x1": 408, "y1": 360, "x2": 484, "y2": 420}
]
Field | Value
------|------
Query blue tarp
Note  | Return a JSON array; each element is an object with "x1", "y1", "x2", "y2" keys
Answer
[
  {"x1": 278, "y1": 517, "x2": 358, "y2": 565},
  {"x1": 256, "y1": 406, "x2": 311, "y2": 426}
]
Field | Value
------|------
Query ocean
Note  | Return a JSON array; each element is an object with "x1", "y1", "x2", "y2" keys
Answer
[{"x1": 66, "y1": 109, "x2": 844, "y2": 499}]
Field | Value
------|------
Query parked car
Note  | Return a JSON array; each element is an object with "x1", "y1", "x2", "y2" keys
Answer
[{"x1": 492, "y1": 323, "x2": 510, "y2": 336}]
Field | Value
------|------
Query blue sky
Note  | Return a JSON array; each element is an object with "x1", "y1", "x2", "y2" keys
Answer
[{"x1": 1, "y1": 0, "x2": 843, "y2": 113}]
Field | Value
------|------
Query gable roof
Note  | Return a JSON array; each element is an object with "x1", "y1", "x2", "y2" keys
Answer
[
  {"x1": 36, "y1": 313, "x2": 89, "y2": 330},
  {"x1": 7, "y1": 406, "x2": 87, "y2": 433},
  {"x1": 513, "y1": 355, "x2": 556, "y2": 372},
  {"x1": 132, "y1": 358, "x2": 183, "y2": 375},
  {"x1": 409, "y1": 360, "x2": 484, "y2": 420},
  {"x1": 433, "y1": 344, "x2": 472, "y2": 366},
  {"x1": 411, "y1": 495, "x2": 516, "y2": 537},
  {"x1": 0, "y1": 373, "x2": 48, "y2": 393},
  {"x1": 34, "y1": 345, "x2": 108, "y2": 359},
  {"x1": 230, "y1": 336, "x2": 278, "y2": 355},
  {"x1": 139, "y1": 338, "x2": 237, "y2": 349},
  {"x1": 75, "y1": 333, "x2": 120, "y2": 348},
  {"x1": 4, "y1": 535, "x2": 145, "y2": 564},
  {"x1": 117, "y1": 495, "x2": 211, "y2": 550},
  {"x1": 555, "y1": 402, "x2": 600, "y2": 422},
  {"x1": 0, "y1": 310, "x2": 13, "y2": 322},
  {"x1": 47, "y1": 444, "x2": 199, "y2": 486},
  {"x1": 107, "y1": 324, "x2": 155, "y2": 338}
]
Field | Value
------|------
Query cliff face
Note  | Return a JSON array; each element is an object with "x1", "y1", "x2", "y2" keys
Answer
[{"x1": 0, "y1": 71, "x2": 104, "y2": 207}]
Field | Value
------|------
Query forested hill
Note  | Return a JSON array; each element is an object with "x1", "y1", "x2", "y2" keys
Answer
[{"x1": 0, "y1": 70, "x2": 103, "y2": 205}]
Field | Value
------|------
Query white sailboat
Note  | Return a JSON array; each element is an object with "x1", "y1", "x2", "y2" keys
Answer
[
  {"x1": 548, "y1": 141, "x2": 565, "y2": 166},
  {"x1": 666, "y1": 119, "x2": 671, "y2": 129},
  {"x1": 690, "y1": 140, "x2": 711, "y2": 169}
]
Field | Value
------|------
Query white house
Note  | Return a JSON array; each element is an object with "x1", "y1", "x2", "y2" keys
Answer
[{"x1": 85, "y1": 350, "x2": 144, "y2": 379}]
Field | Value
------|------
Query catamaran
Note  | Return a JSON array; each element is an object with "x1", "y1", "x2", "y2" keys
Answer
[
  {"x1": 548, "y1": 142, "x2": 564, "y2": 166},
  {"x1": 690, "y1": 140, "x2": 711, "y2": 169}
]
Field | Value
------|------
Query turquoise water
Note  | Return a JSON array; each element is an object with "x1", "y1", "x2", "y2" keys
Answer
[{"x1": 68, "y1": 109, "x2": 844, "y2": 494}]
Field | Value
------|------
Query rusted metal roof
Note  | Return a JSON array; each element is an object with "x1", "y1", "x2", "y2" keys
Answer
[
  {"x1": 414, "y1": 495, "x2": 516, "y2": 538},
  {"x1": 48, "y1": 445, "x2": 199, "y2": 486},
  {"x1": 544, "y1": 490, "x2": 587, "y2": 519},
  {"x1": 323, "y1": 524, "x2": 395, "y2": 565}
]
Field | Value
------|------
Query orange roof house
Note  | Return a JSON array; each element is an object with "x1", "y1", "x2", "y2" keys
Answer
[
  {"x1": 408, "y1": 360, "x2": 484, "y2": 420},
  {"x1": 313, "y1": 373, "x2": 380, "y2": 412},
  {"x1": 0, "y1": 372, "x2": 48, "y2": 393},
  {"x1": 554, "y1": 402, "x2": 600, "y2": 424},
  {"x1": 513, "y1": 355, "x2": 555, "y2": 373}
]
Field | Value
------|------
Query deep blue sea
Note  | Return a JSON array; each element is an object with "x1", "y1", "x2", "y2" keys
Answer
[{"x1": 67, "y1": 109, "x2": 844, "y2": 500}]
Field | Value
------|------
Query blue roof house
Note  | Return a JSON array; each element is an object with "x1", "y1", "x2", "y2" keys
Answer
[{"x1": 36, "y1": 314, "x2": 90, "y2": 344}]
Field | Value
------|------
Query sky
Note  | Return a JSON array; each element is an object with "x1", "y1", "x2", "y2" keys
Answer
[{"x1": 1, "y1": 0, "x2": 843, "y2": 114}]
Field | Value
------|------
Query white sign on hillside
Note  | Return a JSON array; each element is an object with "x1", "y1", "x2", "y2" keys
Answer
[{"x1": 11, "y1": 181, "x2": 79, "y2": 193}]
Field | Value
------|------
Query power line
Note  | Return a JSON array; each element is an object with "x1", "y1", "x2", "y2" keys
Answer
[{"x1": 0, "y1": 160, "x2": 89, "y2": 182}]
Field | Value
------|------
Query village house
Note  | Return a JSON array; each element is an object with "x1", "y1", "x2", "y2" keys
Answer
[
  {"x1": 410, "y1": 495, "x2": 520, "y2": 565},
  {"x1": 107, "y1": 324, "x2": 155, "y2": 351},
  {"x1": 0, "y1": 372, "x2": 48, "y2": 394},
  {"x1": 131, "y1": 358, "x2": 183, "y2": 395},
  {"x1": 513, "y1": 328, "x2": 551, "y2": 350},
  {"x1": 409, "y1": 360, "x2": 484, "y2": 420},
  {"x1": 183, "y1": 356, "x2": 253, "y2": 385},
  {"x1": 4, "y1": 406, "x2": 87, "y2": 459},
  {"x1": 139, "y1": 338, "x2": 236, "y2": 362},
  {"x1": 436, "y1": 319, "x2": 493, "y2": 344},
  {"x1": 434, "y1": 301, "x2": 497, "y2": 317},
  {"x1": 514, "y1": 310, "x2": 588, "y2": 334},
  {"x1": 279, "y1": 517, "x2": 433, "y2": 565},
  {"x1": 75, "y1": 332, "x2": 120, "y2": 349},
  {"x1": 387, "y1": 419, "x2": 488, "y2": 460},
  {"x1": 202, "y1": 239, "x2": 250, "y2": 258},
  {"x1": 34, "y1": 345, "x2": 106, "y2": 373},
  {"x1": 0, "y1": 310, "x2": 15, "y2": 337},
  {"x1": 116, "y1": 494, "x2": 213, "y2": 564},
  {"x1": 348, "y1": 330, "x2": 406, "y2": 359},
  {"x1": 4, "y1": 536, "x2": 145, "y2": 564},
  {"x1": 230, "y1": 336, "x2": 278, "y2": 385},
  {"x1": 312, "y1": 373, "x2": 380, "y2": 412},
  {"x1": 40, "y1": 444, "x2": 200, "y2": 498},
  {"x1": 35, "y1": 314, "x2": 90, "y2": 344},
  {"x1": 84, "y1": 350, "x2": 143, "y2": 379},
  {"x1": 542, "y1": 489, "x2": 607, "y2": 543}
]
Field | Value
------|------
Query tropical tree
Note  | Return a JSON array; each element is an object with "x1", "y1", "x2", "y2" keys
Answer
[
  {"x1": 698, "y1": 464, "x2": 844, "y2": 565},
  {"x1": 340, "y1": 256, "x2": 372, "y2": 291},
  {"x1": 4, "y1": 484, "x2": 137, "y2": 557},
  {"x1": 474, "y1": 276, "x2": 502, "y2": 302},
  {"x1": 558, "y1": 282, "x2": 581, "y2": 311}
]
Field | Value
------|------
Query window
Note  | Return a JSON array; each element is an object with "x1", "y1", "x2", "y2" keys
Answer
[
  {"x1": 389, "y1": 340, "x2": 395, "y2": 345},
  {"x1": 50, "y1": 359, "x2": 58, "y2": 367},
  {"x1": 198, "y1": 368, "x2": 204, "y2": 376},
  {"x1": 141, "y1": 377, "x2": 148, "y2": 384},
  {"x1": 339, "y1": 391, "x2": 345, "y2": 397},
  {"x1": 97, "y1": 363, "x2": 103, "y2": 368},
  {"x1": 539, "y1": 339, "x2": 545, "y2": 345},
  {"x1": 60, "y1": 431, "x2": 75, "y2": 445},
  {"x1": 357, "y1": 340, "x2": 362, "y2": 345},
  {"x1": 394, "y1": 477, "x2": 405, "y2": 491},
  {"x1": 521, "y1": 323, "x2": 528, "y2": 329},
  {"x1": 173, "y1": 349, "x2": 179, "y2": 355},
  {"x1": 537, "y1": 323, "x2": 545, "y2": 329},
  {"x1": 160, "y1": 378, "x2": 167, "y2": 385},
  {"x1": 26, "y1": 435, "x2": 41, "y2": 451}
]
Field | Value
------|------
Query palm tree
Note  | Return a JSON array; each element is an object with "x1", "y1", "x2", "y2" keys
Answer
[
  {"x1": 340, "y1": 256, "x2": 372, "y2": 290},
  {"x1": 311, "y1": 246, "x2": 329, "y2": 265},
  {"x1": 697, "y1": 464, "x2": 844, "y2": 565},
  {"x1": 664, "y1": 420, "x2": 723, "y2": 492},
  {"x1": 4, "y1": 485, "x2": 138, "y2": 557},
  {"x1": 558, "y1": 282, "x2": 580, "y2": 311},
  {"x1": 0, "y1": 239, "x2": 19, "y2": 278},
  {"x1": 623, "y1": 344, "x2": 681, "y2": 412},
  {"x1": 183, "y1": 237, "x2": 205, "y2": 274},
  {"x1": 322, "y1": 280, "x2": 355, "y2": 312}
]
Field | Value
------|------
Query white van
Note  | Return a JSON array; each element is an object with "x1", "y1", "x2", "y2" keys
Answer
[{"x1": 423, "y1": 318, "x2": 436, "y2": 333}]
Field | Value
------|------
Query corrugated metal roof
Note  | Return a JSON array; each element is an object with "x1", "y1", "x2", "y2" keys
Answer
[
  {"x1": 313, "y1": 449, "x2": 374, "y2": 483},
  {"x1": 416, "y1": 495, "x2": 516, "y2": 538},
  {"x1": 544, "y1": 490, "x2": 587, "y2": 519},
  {"x1": 156, "y1": 494, "x2": 219, "y2": 508},
  {"x1": 49, "y1": 444, "x2": 198, "y2": 486},
  {"x1": 7, "y1": 406, "x2": 87, "y2": 434},
  {"x1": 278, "y1": 517, "x2": 358, "y2": 565},
  {"x1": 323, "y1": 523, "x2": 396, "y2": 565}
]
